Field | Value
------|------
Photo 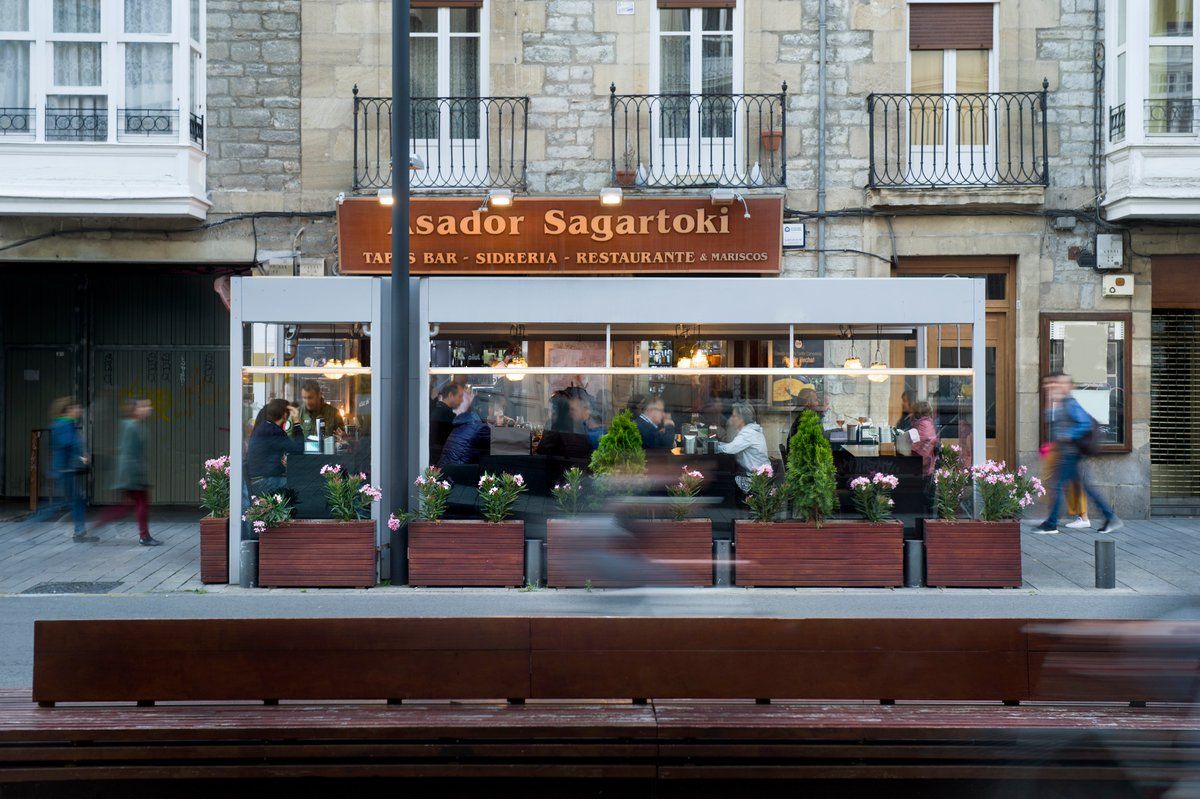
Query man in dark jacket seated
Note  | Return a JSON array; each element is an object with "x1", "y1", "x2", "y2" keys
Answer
[
  {"x1": 430, "y1": 381, "x2": 464, "y2": 464},
  {"x1": 247, "y1": 399, "x2": 303, "y2": 496},
  {"x1": 635, "y1": 395, "x2": 676, "y2": 450},
  {"x1": 438, "y1": 387, "x2": 491, "y2": 467}
]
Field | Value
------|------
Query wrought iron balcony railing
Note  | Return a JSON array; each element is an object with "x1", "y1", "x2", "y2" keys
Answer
[
  {"x1": 45, "y1": 107, "x2": 108, "y2": 142},
  {"x1": 352, "y1": 88, "x2": 528, "y2": 191},
  {"x1": 118, "y1": 108, "x2": 178, "y2": 140},
  {"x1": 0, "y1": 107, "x2": 33, "y2": 135},
  {"x1": 1146, "y1": 98, "x2": 1200, "y2": 134},
  {"x1": 609, "y1": 84, "x2": 787, "y2": 189},
  {"x1": 867, "y1": 82, "x2": 1049, "y2": 188},
  {"x1": 1110, "y1": 104, "x2": 1126, "y2": 143},
  {"x1": 189, "y1": 112, "x2": 205, "y2": 148}
]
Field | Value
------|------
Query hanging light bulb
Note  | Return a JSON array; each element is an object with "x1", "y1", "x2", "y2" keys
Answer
[
  {"x1": 867, "y1": 326, "x2": 888, "y2": 382},
  {"x1": 677, "y1": 356, "x2": 693, "y2": 369},
  {"x1": 692, "y1": 347, "x2": 709, "y2": 368},
  {"x1": 505, "y1": 354, "x2": 527, "y2": 381},
  {"x1": 322, "y1": 359, "x2": 344, "y2": 380}
]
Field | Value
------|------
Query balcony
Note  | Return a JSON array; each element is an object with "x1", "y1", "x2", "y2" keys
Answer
[
  {"x1": 0, "y1": 104, "x2": 208, "y2": 219},
  {"x1": 866, "y1": 85, "x2": 1049, "y2": 206},
  {"x1": 1104, "y1": 99, "x2": 1200, "y2": 219},
  {"x1": 609, "y1": 85, "x2": 786, "y2": 190},
  {"x1": 352, "y1": 89, "x2": 528, "y2": 192}
]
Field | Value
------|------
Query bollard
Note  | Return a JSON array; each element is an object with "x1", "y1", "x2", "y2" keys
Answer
[
  {"x1": 239, "y1": 540, "x2": 259, "y2": 588},
  {"x1": 904, "y1": 540, "x2": 925, "y2": 588},
  {"x1": 524, "y1": 539, "x2": 544, "y2": 587},
  {"x1": 714, "y1": 540, "x2": 733, "y2": 586},
  {"x1": 1095, "y1": 539, "x2": 1116, "y2": 589}
]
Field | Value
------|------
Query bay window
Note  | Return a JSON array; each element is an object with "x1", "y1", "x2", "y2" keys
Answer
[{"x1": 0, "y1": 0, "x2": 204, "y2": 144}]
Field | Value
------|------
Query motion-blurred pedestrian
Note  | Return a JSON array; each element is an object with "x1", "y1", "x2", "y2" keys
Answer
[
  {"x1": 34, "y1": 397, "x2": 91, "y2": 542},
  {"x1": 91, "y1": 399, "x2": 161, "y2": 546}
]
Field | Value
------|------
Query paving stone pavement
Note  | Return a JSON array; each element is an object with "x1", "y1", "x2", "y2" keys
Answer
[{"x1": 0, "y1": 512, "x2": 1197, "y2": 595}]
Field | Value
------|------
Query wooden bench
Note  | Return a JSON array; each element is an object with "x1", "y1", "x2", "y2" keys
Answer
[{"x1": 4, "y1": 617, "x2": 1199, "y2": 787}]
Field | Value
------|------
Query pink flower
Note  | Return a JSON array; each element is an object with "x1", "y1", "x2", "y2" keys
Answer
[
  {"x1": 850, "y1": 477, "x2": 869, "y2": 490},
  {"x1": 753, "y1": 463, "x2": 773, "y2": 477},
  {"x1": 199, "y1": 478, "x2": 208, "y2": 489},
  {"x1": 488, "y1": 487, "x2": 499, "y2": 495},
  {"x1": 439, "y1": 481, "x2": 451, "y2": 490},
  {"x1": 415, "y1": 475, "x2": 427, "y2": 486},
  {"x1": 253, "y1": 520, "x2": 266, "y2": 534},
  {"x1": 359, "y1": 484, "x2": 382, "y2": 502},
  {"x1": 388, "y1": 514, "x2": 401, "y2": 532},
  {"x1": 513, "y1": 474, "x2": 525, "y2": 487},
  {"x1": 320, "y1": 464, "x2": 342, "y2": 476}
]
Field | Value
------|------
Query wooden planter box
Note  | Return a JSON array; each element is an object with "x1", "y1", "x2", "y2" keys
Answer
[
  {"x1": 408, "y1": 520, "x2": 525, "y2": 587},
  {"x1": 924, "y1": 519, "x2": 1022, "y2": 588},
  {"x1": 734, "y1": 520, "x2": 904, "y2": 587},
  {"x1": 547, "y1": 518, "x2": 713, "y2": 588},
  {"x1": 199, "y1": 517, "x2": 229, "y2": 584},
  {"x1": 258, "y1": 520, "x2": 377, "y2": 588}
]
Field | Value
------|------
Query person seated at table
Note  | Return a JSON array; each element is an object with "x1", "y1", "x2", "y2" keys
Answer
[
  {"x1": 291, "y1": 380, "x2": 344, "y2": 443},
  {"x1": 894, "y1": 391, "x2": 914, "y2": 433},
  {"x1": 717, "y1": 401, "x2": 769, "y2": 474},
  {"x1": 909, "y1": 399, "x2": 940, "y2": 514},
  {"x1": 786, "y1": 388, "x2": 828, "y2": 447},
  {"x1": 635, "y1": 395, "x2": 676, "y2": 450},
  {"x1": 537, "y1": 388, "x2": 592, "y2": 460},
  {"x1": 439, "y1": 387, "x2": 491, "y2": 467},
  {"x1": 430, "y1": 380, "x2": 464, "y2": 463},
  {"x1": 247, "y1": 399, "x2": 303, "y2": 496}
]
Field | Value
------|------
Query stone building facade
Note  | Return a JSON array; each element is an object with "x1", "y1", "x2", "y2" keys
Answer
[{"x1": 0, "y1": 0, "x2": 1188, "y2": 518}]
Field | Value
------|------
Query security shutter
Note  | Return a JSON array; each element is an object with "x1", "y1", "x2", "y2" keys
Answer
[
  {"x1": 909, "y1": 3, "x2": 994, "y2": 50},
  {"x1": 1151, "y1": 310, "x2": 1200, "y2": 515}
]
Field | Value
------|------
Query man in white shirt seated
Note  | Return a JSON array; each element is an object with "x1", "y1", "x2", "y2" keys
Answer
[{"x1": 717, "y1": 401, "x2": 770, "y2": 474}]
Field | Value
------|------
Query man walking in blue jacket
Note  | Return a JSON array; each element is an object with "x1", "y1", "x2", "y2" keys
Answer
[{"x1": 1036, "y1": 373, "x2": 1123, "y2": 534}]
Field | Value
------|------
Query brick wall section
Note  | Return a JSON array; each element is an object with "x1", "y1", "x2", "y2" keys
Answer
[{"x1": 206, "y1": 0, "x2": 303, "y2": 204}]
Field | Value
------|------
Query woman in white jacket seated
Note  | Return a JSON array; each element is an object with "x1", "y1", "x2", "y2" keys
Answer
[{"x1": 717, "y1": 401, "x2": 770, "y2": 474}]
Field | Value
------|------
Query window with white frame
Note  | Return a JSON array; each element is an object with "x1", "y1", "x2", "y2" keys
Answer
[
  {"x1": 907, "y1": 3, "x2": 996, "y2": 148},
  {"x1": 652, "y1": 5, "x2": 741, "y2": 141},
  {"x1": 0, "y1": 0, "x2": 204, "y2": 144},
  {"x1": 1147, "y1": 0, "x2": 1196, "y2": 133}
]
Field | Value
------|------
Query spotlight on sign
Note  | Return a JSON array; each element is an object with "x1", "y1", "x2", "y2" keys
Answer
[
  {"x1": 376, "y1": 187, "x2": 394, "y2": 207},
  {"x1": 599, "y1": 187, "x2": 623, "y2": 206},
  {"x1": 487, "y1": 189, "x2": 514, "y2": 208}
]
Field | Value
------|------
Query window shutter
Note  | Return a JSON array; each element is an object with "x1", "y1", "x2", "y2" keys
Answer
[
  {"x1": 909, "y1": 3, "x2": 993, "y2": 50},
  {"x1": 657, "y1": 0, "x2": 737, "y2": 8},
  {"x1": 411, "y1": 0, "x2": 483, "y2": 7}
]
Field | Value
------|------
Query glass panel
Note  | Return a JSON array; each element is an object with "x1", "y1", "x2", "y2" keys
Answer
[
  {"x1": 659, "y1": 8, "x2": 689, "y2": 31},
  {"x1": 1117, "y1": 52, "x2": 1126, "y2": 105},
  {"x1": 659, "y1": 35, "x2": 690, "y2": 138},
  {"x1": 125, "y1": 43, "x2": 173, "y2": 109},
  {"x1": 1047, "y1": 320, "x2": 1127, "y2": 447},
  {"x1": 1148, "y1": 45, "x2": 1194, "y2": 133},
  {"x1": 984, "y1": 273, "x2": 1006, "y2": 301},
  {"x1": 429, "y1": 326, "x2": 975, "y2": 534},
  {"x1": 241, "y1": 324, "x2": 374, "y2": 520},
  {"x1": 54, "y1": 0, "x2": 101, "y2": 33},
  {"x1": 54, "y1": 42, "x2": 103, "y2": 86},
  {"x1": 411, "y1": 8, "x2": 438, "y2": 33},
  {"x1": 700, "y1": 34, "x2": 732, "y2": 138},
  {"x1": 125, "y1": 0, "x2": 172, "y2": 33},
  {"x1": 955, "y1": 49, "x2": 990, "y2": 146},
  {"x1": 0, "y1": 0, "x2": 28, "y2": 32},
  {"x1": 1151, "y1": 0, "x2": 1193, "y2": 36},
  {"x1": 190, "y1": 0, "x2": 200, "y2": 40},
  {"x1": 1117, "y1": 0, "x2": 1126, "y2": 45},
  {"x1": 410, "y1": 36, "x2": 438, "y2": 138},
  {"x1": 190, "y1": 49, "x2": 201, "y2": 113},
  {"x1": 450, "y1": 7, "x2": 479, "y2": 32},
  {"x1": 702, "y1": 7, "x2": 733, "y2": 31},
  {"x1": 910, "y1": 50, "x2": 944, "y2": 146},
  {"x1": 46, "y1": 94, "x2": 107, "y2": 141},
  {"x1": 449, "y1": 37, "x2": 480, "y2": 138},
  {"x1": 0, "y1": 41, "x2": 29, "y2": 107}
]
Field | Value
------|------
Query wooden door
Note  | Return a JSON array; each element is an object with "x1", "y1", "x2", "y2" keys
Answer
[{"x1": 895, "y1": 259, "x2": 1016, "y2": 467}]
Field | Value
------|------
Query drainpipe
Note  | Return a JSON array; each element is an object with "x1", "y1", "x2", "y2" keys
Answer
[{"x1": 816, "y1": 0, "x2": 827, "y2": 277}]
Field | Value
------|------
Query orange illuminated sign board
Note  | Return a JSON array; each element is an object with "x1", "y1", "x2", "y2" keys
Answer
[{"x1": 336, "y1": 195, "x2": 783, "y2": 275}]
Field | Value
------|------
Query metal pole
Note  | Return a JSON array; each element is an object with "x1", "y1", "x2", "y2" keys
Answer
[
  {"x1": 1095, "y1": 539, "x2": 1116, "y2": 589},
  {"x1": 391, "y1": 0, "x2": 412, "y2": 557}
]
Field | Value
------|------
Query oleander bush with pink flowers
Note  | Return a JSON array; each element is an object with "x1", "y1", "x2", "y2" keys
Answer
[
  {"x1": 665, "y1": 466, "x2": 705, "y2": 521},
  {"x1": 849, "y1": 472, "x2": 899, "y2": 523},
  {"x1": 320, "y1": 463, "x2": 382, "y2": 521},
  {"x1": 478, "y1": 471, "x2": 527, "y2": 523},
  {"x1": 972, "y1": 460, "x2": 1045, "y2": 521},
  {"x1": 198, "y1": 455, "x2": 231, "y2": 518},
  {"x1": 743, "y1": 463, "x2": 784, "y2": 522},
  {"x1": 390, "y1": 466, "x2": 453, "y2": 529}
]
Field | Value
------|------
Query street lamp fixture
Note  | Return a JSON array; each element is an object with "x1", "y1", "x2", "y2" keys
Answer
[
  {"x1": 599, "y1": 186, "x2": 623, "y2": 206},
  {"x1": 377, "y1": 187, "x2": 394, "y2": 206}
]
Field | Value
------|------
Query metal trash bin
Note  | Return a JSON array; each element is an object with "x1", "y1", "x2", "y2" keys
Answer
[
  {"x1": 714, "y1": 540, "x2": 733, "y2": 586},
  {"x1": 904, "y1": 540, "x2": 925, "y2": 588},
  {"x1": 525, "y1": 539, "x2": 544, "y2": 587},
  {"x1": 239, "y1": 540, "x2": 259, "y2": 589}
]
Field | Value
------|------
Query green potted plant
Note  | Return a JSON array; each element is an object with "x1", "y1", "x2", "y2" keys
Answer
[
  {"x1": 198, "y1": 456, "x2": 231, "y2": 584},
  {"x1": 735, "y1": 410, "x2": 903, "y2": 587},
  {"x1": 404, "y1": 466, "x2": 527, "y2": 587},
  {"x1": 257, "y1": 464, "x2": 381, "y2": 588},
  {"x1": 925, "y1": 452, "x2": 1043, "y2": 588},
  {"x1": 615, "y1": 143, "x2": 638, "y2": 187}
]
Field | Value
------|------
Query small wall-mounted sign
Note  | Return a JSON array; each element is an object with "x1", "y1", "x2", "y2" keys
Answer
[
  {"x1": 1102, "y1": 274, "x2": 1135, "y2": 297},
  {"x1": 23, "y1": 369, "x2": 39, "y2": 381},
  {"x1": 782, "y1": 222, "x2": 806, "y2": 249},
  {"x1": 616, "y1": 0, "x2": 635, "y2": 14}
]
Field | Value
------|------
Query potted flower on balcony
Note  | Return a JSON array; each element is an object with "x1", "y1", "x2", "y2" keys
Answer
[
  {"x1": 198, "y1": 456, "x2": 231, "y2": 584},
  {"x1": 760, "y1": 129, "x2": 784, "y2": 153},
  {"x1": 405, "y1": 467, "x2": 527, "y2": 587},
  {"x1": 925, "y1": 453, "x2": 1044, "y2": 588},
  {"x1": 257, "y1": 464, "x2": 381, "y2": 588},
  {"x1": 735, "y1": 410, "x2": 904, "y2": 587},
  {"x1": 616, "y1": 143, "x2": 638, "y2": 187}
]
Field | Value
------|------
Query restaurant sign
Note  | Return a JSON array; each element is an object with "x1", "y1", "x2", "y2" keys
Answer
[{"x1": 336, "y1": 195, "x2": 783, "y2": 275}]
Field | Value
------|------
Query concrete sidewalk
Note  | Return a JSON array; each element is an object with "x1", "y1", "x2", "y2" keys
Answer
[{"x1": 0, "y1": 511, "x2": 1198, "y2": 596}]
